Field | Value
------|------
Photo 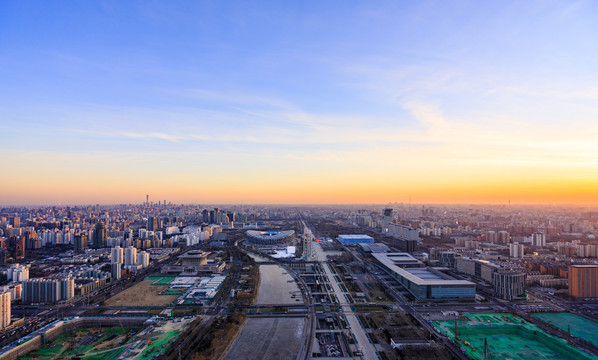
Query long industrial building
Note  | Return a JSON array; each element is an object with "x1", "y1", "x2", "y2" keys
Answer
[{"x1": 373, "y1": 253, "x2": 475, "y2": 300}]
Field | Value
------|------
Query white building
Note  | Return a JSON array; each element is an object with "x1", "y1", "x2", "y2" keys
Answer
[
  {"x1": 136, "y1": 251, "x2": 150, "y2": 268},
  {"x1": 7, "y1": 264, "x2": 29, "y2": 282},
  {"x1": 111, "y1": 246, "x2": 124, "y2": 264},
  {"x1": 124, "y1": 246, "x2": 137, "y2": 266},
  {"x1": 510, "y1": 243, "x2": 525, "y2": 258},
  {"x1": 532, "y1": 232, "x2": 546, "y2": 247}
]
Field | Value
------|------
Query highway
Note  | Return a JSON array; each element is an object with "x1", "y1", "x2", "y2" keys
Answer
[{"x1": 309, "y1": 227, "x2": 379, "y2": 360}]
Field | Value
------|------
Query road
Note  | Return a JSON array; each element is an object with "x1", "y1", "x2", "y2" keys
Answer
[{"x1": 311, "y1": 238, "x2": 379, "y2": 360}]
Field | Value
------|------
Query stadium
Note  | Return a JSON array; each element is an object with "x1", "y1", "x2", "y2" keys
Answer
[{"x1": 246, "y1": 230, "x2": 295, "y2": 246}]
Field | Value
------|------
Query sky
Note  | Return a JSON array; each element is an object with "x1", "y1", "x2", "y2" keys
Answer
[{"x1": 1, "y1": 0, "x2": 598, "y2": 205}]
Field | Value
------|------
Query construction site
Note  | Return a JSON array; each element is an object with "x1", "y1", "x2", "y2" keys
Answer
[
  {"x1": 532, "y1": 312, "x2": 598, "y2": 347},
  {"x1": 104, "y1": 277, "x2": 180, "y2": 307},
  {"x1": 1, "y1": 316, "x2": 194, "y2": 360},
  {"x1": 104, "y1": 275, "x2": 227, "y2": 307},
  {"x1": 432, "y1": 313, "x2": 598, "y2": 360},
  {"x1": 20, "y1": 327, "x2": 139, "y2": 360}
]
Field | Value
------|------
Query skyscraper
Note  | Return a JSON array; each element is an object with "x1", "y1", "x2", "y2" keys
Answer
[
  {"x1": 0, "y1": 249, "x2": 7, "y2": 267},
  {"x1": 111, "y1": 246, "x2": 123, "y2": 264},
  {"x1": 93, "y1": 222, "x2": 107, "y2": 249},
  {"x1": 148, "y1": 216, "x2": 159, "y2": 231},
  {"x1": 74, "y1": 233, "x2": 88, "y2": 251},
  {"x1": 0, "y1": 291, "x2": 10, "y2": 329},
  {"x1": 10, "y1": 216, "x2": 20, "y2": 228},
  {"x1": 124, "y1": 246, "x2": 137, "y2": 266},
  {"x1": 382, "y1": 208, "x2": 393, "y2": 233},
  {"x1": 111, "y1": 263, "x2": 122, "y2": 280},
  {"x1": 7, "y1": 236, "x2": 25, "y2": 259}
]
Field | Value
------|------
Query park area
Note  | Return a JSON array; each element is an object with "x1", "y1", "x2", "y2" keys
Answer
[
  {"x1": 104, "y1": 276, "x2": 179, "y2": 307},
  {"x1": 433, "y1": 313, "x2": 597, "y2": 360}
]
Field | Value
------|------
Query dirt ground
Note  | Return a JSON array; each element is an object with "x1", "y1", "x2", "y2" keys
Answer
[{"x1": 104, "y1": 279, "x2": 180, "y2": 307}]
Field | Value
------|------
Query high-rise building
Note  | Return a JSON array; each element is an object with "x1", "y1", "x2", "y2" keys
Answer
[
  {"x1": 381, "y1": 208, "x2": 393, "y2": 233},
  {"x1": 7, "y1": 264, "x2": 29, "y2": 282},
  {"x1": 93, "y1": 222, "x2": 107, "y2": 249},
  {"x1": 497, "y1": 230, "x2": 510, "y2": 244},
  {"x1": 510, "y1": 243, "x2": 524, "y2": 258},
  {"x1": 24, "y1": 230, "x2": 41, "y2": 250},
  {"x1": 7, "y1": 236, "x2": 25, "y2": 259},
  {"x1": 111, "y1": 246, "x2": 123, "y2": 264},
  {"x1": 532, "y1": 232, "x2": 546, "y2": 247},
  {"x1": 10, "y1": 216, "x2": 20, "y2": 228},
  {"x1": 111, "y1": 263, "x2": 122, "y2": 280},
  {"x1": 486, "y1": 230, "x2": 497, "y2": 243},
  {"x1": 0, "y1": 291, "x2": 10, "y2": 329},
  {"x1": 0, "y1": 249, "x2": 7, "y2": 267},
  {"x1": 21, "y1": 278, "x2": 74, "y2": 304},
  {"x1": 148, "y1": 217, "x2": 159, "y2": 231},
  {"x1": 569, "y1": 265, "x2": 598, "y2": 299},
  {"x1": 137, "y1": 251, "x2": 150, "y2": 268},
  {"x1": 124, "y1": 246, "x2": 137, "y2": 266},
  {"x1": 74, "y1": 233, "x2": 88, "y2": 251}
]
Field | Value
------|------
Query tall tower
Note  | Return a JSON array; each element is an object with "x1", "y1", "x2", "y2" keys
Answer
[
  {"x1": 146, "y1": 194, "x2": 149, "y2": 205},
  {"x1": 382, "y1": 208, "x2": 393, "y2": 234},
  {"x1": 74, "y1": 233, "x2": 88, "y2": 251},
  {"x1": 93, "y1": 222, "x2": 107, "y2": 249},
  {"x1": 0, "y1": 291, "x2": 11, "y2": 329}
]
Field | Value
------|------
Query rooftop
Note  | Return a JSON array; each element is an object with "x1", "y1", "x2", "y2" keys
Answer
[{"x1": 373, "y1": 253, "x2": 475, "y2": 286}]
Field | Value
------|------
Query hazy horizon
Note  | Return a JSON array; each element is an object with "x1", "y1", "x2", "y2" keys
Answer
[{"x1": 2, "y1": 200, "x2": 598, "y2": 208}]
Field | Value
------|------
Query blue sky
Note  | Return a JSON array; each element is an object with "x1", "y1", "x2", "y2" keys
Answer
[{"x1": 1, "y1": 1, "x2": 598, "y2": 204}]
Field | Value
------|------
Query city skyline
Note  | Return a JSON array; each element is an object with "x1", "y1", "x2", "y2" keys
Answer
[{"x1": 2, "y1": 1, "x2": 598, "y2": 205}]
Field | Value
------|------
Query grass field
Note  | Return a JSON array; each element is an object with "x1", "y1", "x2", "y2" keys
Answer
[{"x1": 105, "y1": 279, "x2": 179, "y2": 307}]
